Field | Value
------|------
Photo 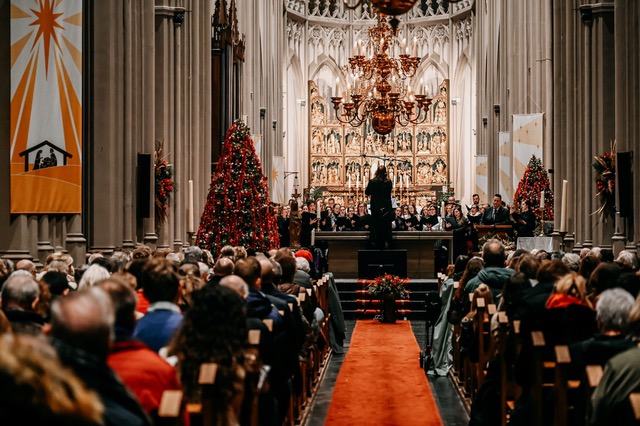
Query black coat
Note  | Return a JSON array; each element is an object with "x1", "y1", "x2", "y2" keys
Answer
[
  {"x1": 513, "y1": 209, "x2": 536, "y2": 237},
  {"x1": 365, "y1": 178, "x2": 392, "y2": 216},
  {"x1": 481, "y1": 206, "x2": 511, "y2": 225}
]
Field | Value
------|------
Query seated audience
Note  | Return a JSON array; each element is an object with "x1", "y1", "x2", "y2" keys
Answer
[
  {"x1": 1, "y1": 271, "x2": 44, "y2": 335},
  {"x1": 0, "y1": 333, "x2": 104, "y2": 426},
  {"x1": 100, "y1": 278, "x2": 183, "y2": 422},
  {"x1": 589, "y1": 292, "x2": 640, "y2": 424},
  {"x1": 133, "y1": 258, "x2": 183, "y2": 352},
  {"x1": 15, "y1": 259, "x2": 37, "y2": 279},
  {"x1": 167, "y1": 284, "x2": 248, "y2": 425},
  {"x1": 45, "y1": 288, "x2": 151, "y2": 426},
  {"x1": 78, "y1": 264, "x2": 111, "y2": 290},
  {"x1": 464, "y1": 240, "x2": 514, "y2": 300},
  {"x1": 209, "y1": 256, "x2": 234, "y2": 285}
]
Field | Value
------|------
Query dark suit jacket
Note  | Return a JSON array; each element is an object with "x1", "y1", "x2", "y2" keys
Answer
[
  {"x1": 481, "y1": 206, "x2": 511, "y2": 225},
  {"x1": 365, "y1": 178, "x2": 392, "y2": 216}
]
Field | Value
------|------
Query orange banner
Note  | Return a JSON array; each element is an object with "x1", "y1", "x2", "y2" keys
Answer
[{"x1": 10, "y1": 0, "x2": 82, "y2": 213}]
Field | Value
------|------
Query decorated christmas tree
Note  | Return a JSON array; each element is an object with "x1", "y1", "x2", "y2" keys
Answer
[
  {"x1": 512, "y1": 155, "x2": 554, "y2": 221},
  {"x1": 196, "y1": 120, "x2": 279, "y2": 256}
]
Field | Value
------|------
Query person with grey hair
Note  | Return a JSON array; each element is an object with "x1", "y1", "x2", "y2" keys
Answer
[
  {"x1": 46, "y1": 287, "x2": 151, "y2": 426},
  {"x1": 182, "y1": 245, "x2": 202, "y2": 263},
  {"x1": 561, "y1": 252, "x2": 581, "y2": 272},
  {"x1": 1, "y1": 271, "x2": 43, "y2": 335},
  {"x1": 110, "y1": 250, "x2": 130, "y2": 272},
  {"x1": 165, "y1": 252, "x2": 181, "y2": 266},
  {"x1": 197, "y1": 261, "x2": 210, "y2": 282},
  {"x1": 590, "y1": 246, "x2": 602, "y2": 259},
  {"x1": 579, "y1": 247, "x2": 591, "y2": 259},
  {"x1": 295, "y1": 256, "x2": 311, "y2": 274},
  {"x1": 616, "y1": 250, "x2": 639, "y2": 272},
  {"x1": 88, "y1": 252, "x2": 104, "y2": 265},
  {"x1": 77, "y1": 264, "x2": 111, "y2": 290},
  {"x1": 571, "y1": 288, "x2": 635, "y2": 369}
]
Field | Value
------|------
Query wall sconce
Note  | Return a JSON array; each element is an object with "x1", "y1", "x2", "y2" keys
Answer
[
  {"x1": 493, "y1": 104, "x2": 500, "y2": 114},
  {"x1": 482, "y1": 117, "x2": 488, "y2": 127},
  {"x1": 259, "y1": 107, "x2": 266, "y2": 119},
  {"x1": 272, "y1": 120, "x2": 277, "y2": 130}
]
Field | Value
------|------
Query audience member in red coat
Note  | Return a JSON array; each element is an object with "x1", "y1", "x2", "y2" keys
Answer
[{"x1": 99, "y1": 278, "x2": 184, "y2": 422}]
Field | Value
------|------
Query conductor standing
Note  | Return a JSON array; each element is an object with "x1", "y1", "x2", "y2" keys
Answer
[{"x1": 365, "y1": 165, "x2": 393, "y2": 249}]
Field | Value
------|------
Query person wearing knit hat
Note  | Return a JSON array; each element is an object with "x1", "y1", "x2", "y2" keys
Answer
[{"x1": 294, "y1": 249, "x2": 313, "y2": 264}]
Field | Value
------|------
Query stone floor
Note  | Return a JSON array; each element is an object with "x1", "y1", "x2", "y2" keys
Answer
[{"x1": 305, "y1": 320, "x2": 469, "y2": 426}]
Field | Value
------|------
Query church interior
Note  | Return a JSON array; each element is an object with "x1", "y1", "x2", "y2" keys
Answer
[{"x1": 1, "y1": 0, "x2": 640, "y2": 425}]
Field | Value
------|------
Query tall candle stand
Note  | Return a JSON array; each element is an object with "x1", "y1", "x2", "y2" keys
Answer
[{"x1": 187, "y1": 231, "x2": 196, "y2": 246}]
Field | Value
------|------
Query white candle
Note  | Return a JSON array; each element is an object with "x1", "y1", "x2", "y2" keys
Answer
[
  {"x1": 441, "y1": 201, "x2": 446, "y2": 218},
  {"x1": 399, "y1": 176, "x2": 403, "y2": 189},
  {"x1": 316, "y1": 200, "x2": 321, "y2": 219},
  {"x1": 356, "y1": 176, "x2": 360, "y2": 188},
  {"x1": 348, "y1": 175, "x2": 352, "y2": 189},
  {"x1": 311, "y1": 228, "x2": 316, "y2": 246},
  {"x1": 405, "y1": 175, "x2": 409, "y2": 187},
  {"x1": 540, "y1": 191, "x2": 545, "y2": 209},
  {"x1": 560, "y1": 180, "x2": 568, "y2": 232},
  {"x1": 188, "y1": 179, "x2": 194, "y2": 232}
]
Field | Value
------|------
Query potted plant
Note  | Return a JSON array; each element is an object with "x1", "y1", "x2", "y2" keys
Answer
[{"x1": 366, "y1": 274, "x2": 409, "y2": 323}]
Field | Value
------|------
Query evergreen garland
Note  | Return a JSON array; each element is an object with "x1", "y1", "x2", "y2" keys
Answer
[{"x1": 196, "y1": 120, "x2": 279, "y2": 256}]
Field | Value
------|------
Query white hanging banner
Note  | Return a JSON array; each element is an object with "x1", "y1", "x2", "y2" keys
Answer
[
  {"x1": 498, "y1": 131, "x2": 513, "y2": 202},
  {"x1": 512, "y1": 113, "x2": 544, "y2": 193},
  {"x1": 271, "y1": 156, "x2": 285, "y2": 205},
  {"x1": 475, "y1": 155, "x2": 488, "y2": 203},
  {"x1": 10, "y1": 0, "x2": 83, "y2": 213}
]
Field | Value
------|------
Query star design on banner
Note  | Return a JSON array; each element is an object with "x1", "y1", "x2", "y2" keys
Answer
[{"x1": 30, "y1": 0, "x2": 64, "y2": 78}]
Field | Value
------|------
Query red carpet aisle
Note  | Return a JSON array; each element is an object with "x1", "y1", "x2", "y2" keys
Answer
[{"x1": 325, "y1": 320, "x2": 443, "y2": 425}]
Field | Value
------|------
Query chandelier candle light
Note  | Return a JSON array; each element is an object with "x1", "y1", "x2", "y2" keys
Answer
[{"x1": 331, "y1": 15, "x2": 432, "y2": 136}]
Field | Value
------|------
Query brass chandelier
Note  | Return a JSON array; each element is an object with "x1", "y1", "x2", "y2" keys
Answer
[{"x1": 331, "y1": 15, "x2": 432, "y2": 135}]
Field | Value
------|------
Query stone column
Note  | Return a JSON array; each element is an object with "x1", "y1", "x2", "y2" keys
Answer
[
  {"x1": 65, "y1": 214, "x2": 87, "y2": 267},
  {"x1": 141, "y1": 1, "x2": 157, "y2": 247},
  {"x1": 615, "y1": 0, "x2": 640, "y2": 253}
]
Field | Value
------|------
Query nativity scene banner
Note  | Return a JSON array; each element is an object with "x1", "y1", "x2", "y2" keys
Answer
[
  {"x1": 10, "y1": 0, "x2": 82, "y2": 213},
  {"x1": 308, "y1": 79, "x2": 449, "y2": 198}
]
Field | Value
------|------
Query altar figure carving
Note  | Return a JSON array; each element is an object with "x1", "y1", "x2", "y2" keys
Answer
[{"x1": 308, "y1": 79, "x2": 450, "y2": 193}]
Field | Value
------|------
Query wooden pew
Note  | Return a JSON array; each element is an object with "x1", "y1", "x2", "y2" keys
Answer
[
  {"x1": 530, "y1": 331, "x2": 549, "y2": 426},
  {"x1": 157, "y1": 389, "x2": 185, "y2": 426},
  {"x1": 553, "y1": 345, "x2": 571, "y2": 426},
  {"x1": 494, "y1": 311, "x2": 509, "y2": 426}
]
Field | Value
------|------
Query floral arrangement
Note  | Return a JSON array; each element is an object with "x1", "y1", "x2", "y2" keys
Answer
[
  {"x1": 591, "y1": 145, "x2": 616, "y2": 223},
  {"x1": 478, "y1": 235, "x2": 515, "y2": 251},
  {"x1": 367, "y1": 274, "x2": 409, "y2": 299},
  {"x1": 154, "y1": 144, "x2": 175, "y2": 226}
]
